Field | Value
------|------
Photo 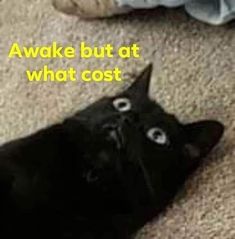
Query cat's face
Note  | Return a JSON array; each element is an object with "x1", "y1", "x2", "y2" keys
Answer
[{"x1": 66, "y1": 65, "x2": 224, "y2": 211}]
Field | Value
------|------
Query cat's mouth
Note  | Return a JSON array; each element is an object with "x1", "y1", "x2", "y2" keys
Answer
[
  {"x1": 101, "y1": 121, "x2": 127, "y2": 150},
  {"x1": 108, "y1": 127, "x2": 125, "y2": 149}
]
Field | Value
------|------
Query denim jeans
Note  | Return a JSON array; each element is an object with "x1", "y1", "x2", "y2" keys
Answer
[{"x1": 117, "y1": 0, "x2": 235, "y2": 24}]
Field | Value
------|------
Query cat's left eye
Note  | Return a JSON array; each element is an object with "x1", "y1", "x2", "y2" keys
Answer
[
  {"x1": 113, "y1": 98, "x2": 131, "y2": 112},
  {"x1": 147, "y1": 127, "x2": 169, "y2": 145}
]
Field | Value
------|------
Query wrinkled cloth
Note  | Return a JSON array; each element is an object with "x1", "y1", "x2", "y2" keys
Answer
[{"x1": 117, "y1": 0, "x2": 235, "y2": 25}]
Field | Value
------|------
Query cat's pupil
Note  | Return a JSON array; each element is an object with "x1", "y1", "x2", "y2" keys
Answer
[
  {"x1": 153, "y1": 130, "x2": 161, "y2": 139},
  {"x1": 118, "y1": 102, "x2": 127, "y2": 108}
]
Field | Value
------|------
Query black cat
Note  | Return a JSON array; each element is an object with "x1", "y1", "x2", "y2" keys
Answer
[{"x1": 0, "y1": 64, "x2": 224, "y2": 239}]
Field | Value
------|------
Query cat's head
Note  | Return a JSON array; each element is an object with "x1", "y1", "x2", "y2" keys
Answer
[{"x1": 65, "y1": 64, "x2": 224, "y2": 211}]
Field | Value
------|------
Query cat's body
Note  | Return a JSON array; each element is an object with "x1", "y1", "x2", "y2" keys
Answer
[{"x1": 0, "y1": 65, "x2": 223, "y2": 239}]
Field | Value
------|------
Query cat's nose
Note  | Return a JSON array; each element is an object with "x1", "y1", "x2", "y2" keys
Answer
[
  {"x1": 119, "y1": 114, "x2": 132, "y2": 125},
  {"x1": 102, "y1": 123, "x2": 119, "y2": 132},
  {"x1": 102, "y1": 115, "x2": 131, "y2": 131}
]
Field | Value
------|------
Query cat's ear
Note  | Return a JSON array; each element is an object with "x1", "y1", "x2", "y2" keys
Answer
[
  {"x1": 125, "y1": 64, "x2": 153, "y2": 97},
  {"x1": 183, "y1": 120, "x2": 224, "y2": 167}
]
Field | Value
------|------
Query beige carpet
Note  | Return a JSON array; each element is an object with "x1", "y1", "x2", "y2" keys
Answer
[{"x1": 0, "y1": 0, "x2": 234, "y2": 238}]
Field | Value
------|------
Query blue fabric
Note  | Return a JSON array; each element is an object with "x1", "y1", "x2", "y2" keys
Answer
[{"x1": 117, "y1": 0, "x2": 235, "y2": 25}]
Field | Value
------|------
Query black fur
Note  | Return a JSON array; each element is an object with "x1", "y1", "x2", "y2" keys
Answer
[{"x1": 0, "y1": 65, "x2": 224, "y2": 238}]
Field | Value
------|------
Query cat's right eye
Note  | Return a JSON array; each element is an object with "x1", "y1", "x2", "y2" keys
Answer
[
  {"x1": 147, "y1": 127, "x2": 169, "y2": 145},
  {"x1": 113, "y1": 98, "x2": 132, "y2": 112}
]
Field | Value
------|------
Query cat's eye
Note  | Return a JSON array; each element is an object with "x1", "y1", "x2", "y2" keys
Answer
[
  {"x1": 113, "y1": 98, "x2": 131, "y2": 112},
  {"x1": 147, "y1": 127, "x2": 169, "y2": 145}
]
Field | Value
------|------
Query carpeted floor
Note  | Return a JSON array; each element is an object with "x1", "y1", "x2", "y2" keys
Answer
[{"x1": 0, "y1": 0, "x2": 234, "y2": 238}]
